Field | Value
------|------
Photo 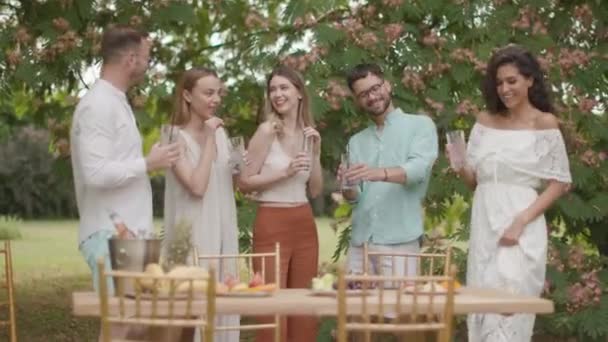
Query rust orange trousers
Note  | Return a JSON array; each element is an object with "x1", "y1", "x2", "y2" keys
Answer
[{"x1": 252, "y1": 204, "x2": 319, "y2": 342}]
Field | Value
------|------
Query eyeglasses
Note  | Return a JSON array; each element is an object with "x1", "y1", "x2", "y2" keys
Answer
[{"x1": 355, "y1": 81, "x2": 385, "y2": 100}]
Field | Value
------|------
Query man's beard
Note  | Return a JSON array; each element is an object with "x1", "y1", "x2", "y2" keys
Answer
[
  {"x1": 129, "y1": 66, "x2": 147, "y2": 85},
  {"x1": 367, "y1": 96, "x2": 391, "y2": 117}
]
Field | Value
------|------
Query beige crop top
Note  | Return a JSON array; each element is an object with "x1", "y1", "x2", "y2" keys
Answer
[{"x1": 255, "y1": 138, "x2": 310, "y2": 203}]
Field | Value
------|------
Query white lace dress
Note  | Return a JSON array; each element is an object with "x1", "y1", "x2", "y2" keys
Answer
[
  {"x1": 164, "y1": 127, "x2": 239, "y2": 342},
  {"x1": 465, "y1": 123, "x2": 571, "y2": 342}
]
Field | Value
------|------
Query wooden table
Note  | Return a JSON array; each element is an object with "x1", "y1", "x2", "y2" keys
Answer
[{"x1": 73, "y1": 287, "x2": 553, "y2": 317}]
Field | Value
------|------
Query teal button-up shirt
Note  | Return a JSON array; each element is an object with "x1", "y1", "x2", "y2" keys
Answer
[{"x1": 348, "y1": 108, "x2": 438, "y2": 246}]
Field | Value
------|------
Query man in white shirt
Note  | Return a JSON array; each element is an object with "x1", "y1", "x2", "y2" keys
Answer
[{"x1": 71, "y1": 25, "x2": 180, "y2": 295}]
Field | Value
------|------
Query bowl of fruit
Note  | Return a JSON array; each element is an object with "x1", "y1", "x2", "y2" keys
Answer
[
  {"x1": 403, "y1": 280, "x2": 462, "y2": 295},
  {"x1": 217, "y1": 272, "x2": 277, "y2": 297},
  {"x1": 310, "y1": 273, "x2": 375, "y2": 297},
  {"x1": 126, "y1": 263, "x2": 210, "y2": 299}
]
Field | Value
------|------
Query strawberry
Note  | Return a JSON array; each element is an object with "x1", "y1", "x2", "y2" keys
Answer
[
  {"x1": 223, "y1": 274, "x2": 238, "y2": 289},
  {"x1": 249, "y1": 272, "x2": 265, "y2": 288}
]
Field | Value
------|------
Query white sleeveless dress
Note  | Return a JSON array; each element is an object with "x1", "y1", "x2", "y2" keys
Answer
[
  {"x1": 163, "y1": 127, "x2": 239, "y2": 342},
  {"x1": 465, "y1": 123, "x2": 571, "y2": 342}
]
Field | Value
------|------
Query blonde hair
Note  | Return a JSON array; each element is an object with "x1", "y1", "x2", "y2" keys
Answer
[
  {"x1": 171, "y1": 67, "x2": 219, "y2": 126},
  {"x1": 263, "y1": 65, "x2": 314, "y2": 136}
]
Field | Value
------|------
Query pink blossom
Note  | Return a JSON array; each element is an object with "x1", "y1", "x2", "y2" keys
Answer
[
  {"x1": 6, "y1": 49, "x2": 21, "y2": 67},
  {"x1": 293, "y1": 17, "x2": 304, "y2": 29},
  {"x1": 425, "y1": 62, "x2": 451, "y2": 77},
  {"x1": 383, "y1": 23, "x2": 404, "y2": 43},
  {"x1": 425, "y1": 98, "x2": 444, "y2": 113},
  {"x1": 456, "y1": 99, "x2": 480, "y2": 116},
  {"x1": 574, "y1": 4, "x2": 593, "y2": 27},
  {"x1": 558, "y1": 49, "x2": 591, "y2": 74},
  {"x1": 245, "y1": 11, "x2": 269, "y2": 29},
  {"x1": 52, "y1": 17, "x2": 70, "y2": 32},
  {"x1": 511, "y1": 6, "x2": 535, "y2": 30},
  {"x1": 358, "y1": 32, "x2": 379, "y2": 49},
  {"x1": 382, "y1": 0, "x2": 404, "y2": 6},
  {"x1": 532, "y1": 21, "x2": 548, "y2": 35},
  {"x1": 578, "y1": 97, "x2": 597, "y2": 113},
  {"x1": 324, "y1": 80, "x2": 350, "y2": 110},
  {"x1": 14, "y1": 27, "x2": 32, "y2": 44},
  {"x1": 421, "y1": 30, "x2": 446, "y2": 47},
  {"x1": 537, "y1": 52, "x2": 554, "y2": 72},
  {"x1": 580, "y1": 149, "x2": 599, "y2": 167},
  {"x1": 129, "y1": 15, "x2": 143, "y2": 27},
  {"x1": 401, "y1": 69, "x2": 425, "y2": 93}
]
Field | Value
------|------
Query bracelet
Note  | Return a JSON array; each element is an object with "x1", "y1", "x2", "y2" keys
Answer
[{"x1": 383, "y1": 168, "x2": 388, "y2": 182}]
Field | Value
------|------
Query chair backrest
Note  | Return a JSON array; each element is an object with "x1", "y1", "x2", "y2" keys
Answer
[
  {"x1": 193, "y1": 242, "x2": 281, "y2": 342},
  {"x1": 97, "y1": 258, "x2": 216, "y2": 342},
  {"x1": 0, "y1": 241, "x2": 17, "y2": 342},
  {"x1": 336, "y1": 265, "x2": 456, "y2": 342},
  {"x1": 193, "y1": 242, "x2": 280, "y2": 294},
  {"x1": 363, "y1": 243, "x2": 453, "y2": 277}
]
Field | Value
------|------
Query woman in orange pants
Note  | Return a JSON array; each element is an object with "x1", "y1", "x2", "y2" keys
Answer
[{"x1": 241, "y1": 65, "x2": 323, "y2": 342}]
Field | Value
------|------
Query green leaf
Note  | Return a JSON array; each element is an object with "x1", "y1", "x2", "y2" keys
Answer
[
  {"x1": 155, "y1": 2, "x2": 196, "y2": 24},
  {"x1": 314, "y1": 24, "x2": 346, "y2": 45},
  {"x1": 557, "y1": 193, "x2": 598, "y2": 222},
  {"x1": 451, "y1": 63, "x2": 472, "y2": 84},
  {"x1": 333, "y1": 202, "x2": 352, "y2": 219}
]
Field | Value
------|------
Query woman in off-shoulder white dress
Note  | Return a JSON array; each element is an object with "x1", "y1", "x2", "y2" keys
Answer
[
  {"x1": 163, "y1": 68, "x2": 239, "y2": 342},
  {"x1": 447, "y1": 45, "x2": 571, "y2": 341}
]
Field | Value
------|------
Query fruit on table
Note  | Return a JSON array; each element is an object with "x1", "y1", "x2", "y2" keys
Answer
[
  {"x1": 311, "y1": 273, "x2": 336, "y2": 291},
  {"x1": 246, "y1": 283, "x2": 277, "y2": 293},
  {"x1": 231, "y1": 283, "x2": 249, "y2": 292},
  {"x1": 220, "y1": 272, "x2": 275, "y2": 293},
  {"x1": 135, "y1": 264, "x2": 212, "y2": 295},
  {"x1": 176, "y1": 280, "x2": 208, "y2": 293},
  {"x1": 223, "y1": 274, "x2": 238, "y2": 289},
  {"x1": 168, "y1": 265, "x2": 207, "y2": 279},
  {"x1": 138, "y1": 263, "x2": 165, "y2": 291},
  {"x1": 216, "y1": 282, "x2": 229, "y2": 294},
  {"x1": 439, "y1": 280, "x2": 462, "y2": 289},
  {"x1": 249, "y1": 272, "x2": 264, "y2": 288}
]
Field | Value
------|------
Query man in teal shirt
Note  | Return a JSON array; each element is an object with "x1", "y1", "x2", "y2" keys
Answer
[{"x1": 340, "y1": 63, "x2": 438, "y2": 276}]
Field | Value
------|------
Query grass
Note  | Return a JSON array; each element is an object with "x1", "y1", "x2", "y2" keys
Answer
[
  {"x1": 0, "y1": 216, "x2": 23, "y2": 240},
  {"x1": 1, "y1": 218, "x2": 340, "y2": 341}
]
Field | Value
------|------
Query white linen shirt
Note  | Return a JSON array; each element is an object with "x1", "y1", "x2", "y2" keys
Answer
[{"x1": 71, "y1": 79, "x2": 153, "y2": 245}]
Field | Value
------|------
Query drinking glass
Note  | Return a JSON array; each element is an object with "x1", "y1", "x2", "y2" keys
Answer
[
  {"x1": 446, "y1": 130, "x2": 466, "y2": 170},
  {"x1": 302, "y1": 134, "x2": 311, "y2": 154},
  {"x1": 299, "y1": 132, "x2": 313, "y2": 171},
  {"x1": 340, "y1": 150, "x2": 356, "y2": 190},
  {"x1": 229, "y1": 136, "x2": 245, "y2": 174},
  {"x1": 160, "y1": 124, "x2": 178, "y2": 145}
]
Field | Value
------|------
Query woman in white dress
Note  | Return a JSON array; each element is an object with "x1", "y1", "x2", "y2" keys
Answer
[
  {"x1": 163, "y1": 67, "x2": 239, "y2": 342},
  {"x1": 447, "y1": 45, "x2": 572, "y2": 341}
]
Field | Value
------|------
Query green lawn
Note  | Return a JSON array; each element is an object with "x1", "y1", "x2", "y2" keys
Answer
[{"x1": 2, "y1": 218, "x2": 340, "y2": 341}]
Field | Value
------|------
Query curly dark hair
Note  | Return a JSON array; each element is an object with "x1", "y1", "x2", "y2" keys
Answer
[{"x1": 482, "y1": 45, "x2": 554, "y2": 115}]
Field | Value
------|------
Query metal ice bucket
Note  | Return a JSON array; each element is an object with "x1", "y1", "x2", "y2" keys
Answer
[{"x1": 108, "y1": 238, "x2": 162, "y2": 293}]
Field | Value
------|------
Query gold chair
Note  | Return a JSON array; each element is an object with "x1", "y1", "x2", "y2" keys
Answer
[
  {"x1": 0, "y1": 241, "x2": 17, "y2": 342},
  {"x1": 97, "y1": 258, "x2": 217, "y2": 342},
  {"x1": 193, "y1": 242, "x2": 281, "y2": 342},
  {"x1": 363, "y1": 242, "x2": 452, "y2": 277},
  {"x1": 336, "y1": 265, "x2": 456, "y2": 342}
]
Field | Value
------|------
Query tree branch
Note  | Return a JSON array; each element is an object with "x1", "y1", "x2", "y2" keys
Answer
[
  {"x1": 76, "y1": 68, "x2": 89, "y2": 90},
  {"x1": 200, "y1": 7, "x2": 352, "y2": 52}
]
